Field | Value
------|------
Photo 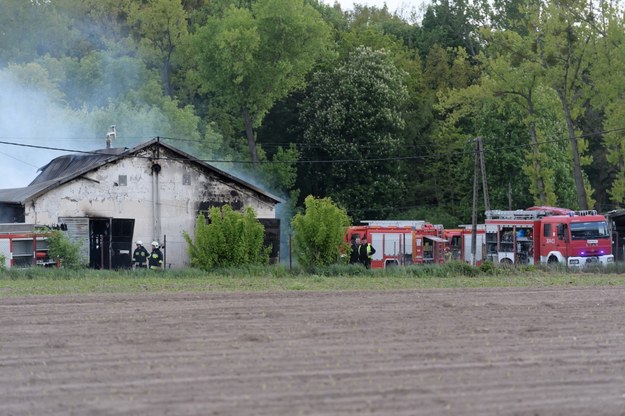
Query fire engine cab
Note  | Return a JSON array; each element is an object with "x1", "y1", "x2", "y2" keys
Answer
[
  {"x1": 485, "y1": 207, "x2": 614, "y2": 267},
  {"x1": 346, "y1": 220, "x2": 446, "y2": 269}
]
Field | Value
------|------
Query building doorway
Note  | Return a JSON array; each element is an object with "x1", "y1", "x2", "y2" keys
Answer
[
  {"x1": 59, "y1": 217, "x2": 134, "y2": 269},
  {"x1": 89, "y1": 218, "x2": 135, "y2": 269}
]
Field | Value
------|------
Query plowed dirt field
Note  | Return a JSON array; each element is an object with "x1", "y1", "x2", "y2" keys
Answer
[{"x1": 2, "y1": 287, "x2": 625, "y2": 415}]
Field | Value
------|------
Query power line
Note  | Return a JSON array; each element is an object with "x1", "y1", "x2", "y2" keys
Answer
[
  {"x1": 0, "y1": 138, "x2": 478, "y2": 164},
  {"x1": 0, "y1": 125, "x2": 624, "y2": 165},
  {"x1": 0, "y1": 149, "x2": 40, "y2": 168}
]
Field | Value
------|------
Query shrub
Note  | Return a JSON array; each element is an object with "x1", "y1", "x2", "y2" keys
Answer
[
  {"x1": 478, "y1": 261, "x2": 496, "y2": 275},
  {"x1": 46, "y1": 230, "x2": 84, "y2": 269},
  {"x1": 183, "y1": 205, "x2": 270, "y2": 270},
  {"x1": 291, "y1": 195, "x2": 351, "y2": 269}
]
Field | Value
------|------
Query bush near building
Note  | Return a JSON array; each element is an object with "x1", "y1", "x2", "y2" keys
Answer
[
  {"x1": 184, "y1": 205, "x2": 270, "y2": 270},
  {"x1": 291, "y1": 195, "x2": 350, "y2": 269}
]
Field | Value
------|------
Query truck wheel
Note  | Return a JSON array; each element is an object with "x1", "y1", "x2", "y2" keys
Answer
[
  {"x1": 500, "y1": 258, "x2": 513, "y2": 266},
  {"x1": 385, "y1": 260, "x2": 398, "y2": 269},
  {"x1": 548, "y1": 256, "x2": 558, "y2": 264}
]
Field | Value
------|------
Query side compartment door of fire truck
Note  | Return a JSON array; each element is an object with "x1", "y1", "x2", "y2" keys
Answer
[
  {"x1": 413, "y1": 233, "x2": 423, "y2": 264},
  {"x1": 463, "y1": 229, "x2": 485, "y2": 265},
  {"x1": 401, "y1": 232, "x2": 412, "y2": 265},
  {"x1": 373, "y1": 232, "x2": 412, "y2": 268},
  {"x1": 369, "y1": 232, "x2": 384, "y2": 268}
]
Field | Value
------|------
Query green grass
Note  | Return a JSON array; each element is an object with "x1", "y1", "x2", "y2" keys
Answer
[{"x1": 1, "y1": 262, "x2": 625, "y2": 297}]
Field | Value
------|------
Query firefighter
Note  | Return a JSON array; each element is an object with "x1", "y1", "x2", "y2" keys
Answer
[
  {"x1": 132, "y1": 240, "x2": 149, "y2": 269},
  {"x1": 149, "y1": 241, "x2": 164, "y2": 270},
  {"x1": 358, "y1": 237, "x2": 376, "y2": 269},
  {"x1": 349, "y1": 236, "x2": 361, "y2": 264},
  {"x1": 444, "y1": 246, "x2": 452, "y2": 262}
]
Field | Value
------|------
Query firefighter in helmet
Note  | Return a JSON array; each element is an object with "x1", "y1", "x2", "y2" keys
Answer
[
  {"x1": 149, "y1": 241, "x2": 164, "y2": 270},
  {"x1": 132, "y1": 240, "x2": 149, "y2": 269}
]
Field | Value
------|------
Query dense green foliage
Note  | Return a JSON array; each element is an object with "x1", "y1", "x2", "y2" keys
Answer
[
  {"x1": 183, "y1": 206, "x2": 270, "y2": 269},
  {"x1": 46, "y1": 230, "x2": 84, "y2": 270},
  {"x1": 3, "y1": 0, "x2": 625, "y2": 224},
  {"x1": 299, "y1": 46, "x2": 408, "y2": 220},
  {"x1": 291, "y1": 195, "x2": 351, "y2": 268}
]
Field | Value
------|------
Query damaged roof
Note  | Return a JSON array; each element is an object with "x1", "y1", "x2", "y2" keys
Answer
[
  {"x1": 29, "y1": 148, "x2": 126, "y2": 186},
  {"x1": 0, "y1": 139, "x2": 283, "y2": 204}
]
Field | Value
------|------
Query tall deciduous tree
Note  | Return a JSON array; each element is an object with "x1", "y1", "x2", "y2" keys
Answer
[
  {"x1": 417, "y1": 0, "x2": 485, "y2": 59},
  {"x1": 193, "y1": 0, "x2": 331, "y2": 164},
  {"x1": 480, "y1": 28, "x2": 555, "y2": 205},
  {"x1": 588, "y1": 2, "x2": 625, "y2": 206},
  {"x1": 0, "y1": 0, "x2": 83, "y2": 63},
  {"x1": 127, "y1": 0, "x2": 189, "y2": 96},
  {"x1": 534, "y1": 0, "x2": 596, "y2": 209},
  {"x1": 299, "y1": 46, "x2": 408, "y2": 221}
]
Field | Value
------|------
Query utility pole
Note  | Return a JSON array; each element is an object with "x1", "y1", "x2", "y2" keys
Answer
[
  {"x1": 477, "y1": 137, "x2": 490, "y2": 212},
  {"x1": 471, "y1": 138, "x2": 480, "y2": 266},
  {"x1": 471, "y1": 137, "x2": 490, "y2": 266}
]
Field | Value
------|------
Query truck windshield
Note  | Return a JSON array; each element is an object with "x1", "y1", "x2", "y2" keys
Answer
[{"x1": 570, "y1": 221, "x2": 609, "y2": 240}]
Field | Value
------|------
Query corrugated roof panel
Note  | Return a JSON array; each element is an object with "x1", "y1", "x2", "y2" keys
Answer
[
  {"x1": 30, "y1": 149, "x2": 125, "y2": 186},
  {"x1": 0, "y1": 181, "x2": 57, "y2": 204}
]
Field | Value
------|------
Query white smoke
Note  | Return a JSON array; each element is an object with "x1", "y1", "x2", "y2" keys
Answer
[{"x1": 0, "y1": 70, "x2": 105, "y2": 188}]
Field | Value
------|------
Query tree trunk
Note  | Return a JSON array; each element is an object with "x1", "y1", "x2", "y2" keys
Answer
[
  {"x1": 162, "y1": 39, "x2": 174, "y2": 97},
  {"x1": 527, "y1": 95, "x2": 547, "y2": 204},
  {"x1": 242, "y1": 107, "x2": 259, "y2": 164},
  {"x1": 528, "y1": 122, "x2": 547, "y2": 204},
  {"x1": 558, "y1": 90, "x2": 588, "y2": 210},
  {"x1": 162, "y1": 59, "x2": 171, "y2": 97}
]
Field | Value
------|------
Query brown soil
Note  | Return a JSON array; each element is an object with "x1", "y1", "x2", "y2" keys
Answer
[{"x1": 1, "y1": 287, "x2": 625, "y2": 415}]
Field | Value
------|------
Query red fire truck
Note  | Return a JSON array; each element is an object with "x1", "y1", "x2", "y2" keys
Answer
[
  {"x1": 0, "y1": 224, "x2": 55, "y2": 268},
  {"x1": 346, "y1": 220, "x2": 447, "y2": 269},
  {"x1": 484, "y1": 206, "x2": 614, "y2": 267},
  {"x1": 443, "y1": 225, "x2": 486, "y2": 265}
]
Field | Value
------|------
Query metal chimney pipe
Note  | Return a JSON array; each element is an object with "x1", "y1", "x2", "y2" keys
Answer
[{"x1": 106, "y1": 125, "x2": 116, "y2": 148}]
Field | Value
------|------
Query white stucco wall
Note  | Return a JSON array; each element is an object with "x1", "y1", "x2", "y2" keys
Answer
[{"x1": 24, "y1": 146, "x2": 278, "y2": 268}]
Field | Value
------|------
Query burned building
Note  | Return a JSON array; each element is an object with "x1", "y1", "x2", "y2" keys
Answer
[{"x1": 0, "y1": 139, "x2": 282, "y2": 269}]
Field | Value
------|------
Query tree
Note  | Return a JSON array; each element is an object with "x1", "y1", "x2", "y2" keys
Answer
[
  {"x1": 432, "y1": 40, "x2": 579, "y2": 214},
  {"x1": 127, "y1": 0, "x2": 189, "y2": 96},
  {"x1": 291, "y1": 195, "x2": 350, "y2": 269},
  {"x1": 416, "y1": 0, "x2": 485, "y2": 59},
  {"x1": 480, "y1": 28, "x2": 557, "y2": 205},
  {"x1": 183, "y1": 205, "x2": 269, "y2": 269},
  {"x1": 298, "y1": 46, "x2": 408, "y2": 220},
  {"x1": 588, "y1": 2, "x2": 625, "y2": 207},
  {"x1": 256, "y1": 144, "x2": 299, "y2": 193},
  {"x1": 423, "y1": 44, "x2": 452, "y2": 91},
  {"x1": 193, "y1": 0, "x2": 332, "y2": 164},
  {"x1": 0, "y1": 0, "x2": 84, "y2": 64},
  {"x1": 535, "y1": 0, "x2": 596, "y2": 209}
]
